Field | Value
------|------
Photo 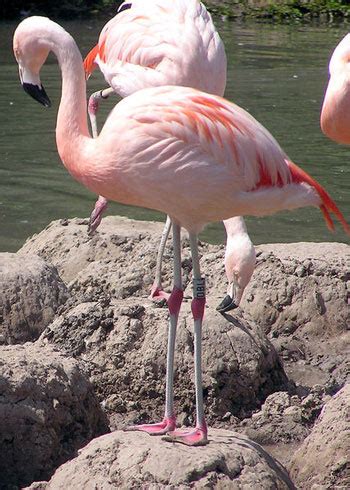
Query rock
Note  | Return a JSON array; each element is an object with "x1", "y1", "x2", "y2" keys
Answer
[
  {"x1": 0, "y1": 253, "x2": 68, "y2": 344},
  {"x1": 262, "y1": 392, "x2": 291, "y2": 416},
  {"x1": 241, "y1": 243, "x2": 350, "y2": 388},
  {"x1": 240, "y1": 391, "x2": 309, "y2": 456},
  {"x1": 239, "y1": 385, "x2": 338, "y2": 466},
  {"x1": 242, "y1": 243, "x2": 349, "y2": 338},
  {"x1": 19, "y1": 217, "x2": 227, "y2": 308},
  {"x1": 25, "y1": 429, "x2": 296, "y2": 489},
  {"x1": 289, "y1": 384, "x2": 350, "y2": 489},
  {"x1": 40, "y1": 299, "x2": 288, "y2": 428},
  {"x1": 19, "y1": 216, "x2": 167, "y2": 284},
  {"x1": 0, "y1": 342, "x2": 109, "y2": 489}
]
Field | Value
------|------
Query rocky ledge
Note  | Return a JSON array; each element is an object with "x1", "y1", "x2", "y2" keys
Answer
[{"x1": 0, "y1": 216, "x2": 349, "y2": 489}]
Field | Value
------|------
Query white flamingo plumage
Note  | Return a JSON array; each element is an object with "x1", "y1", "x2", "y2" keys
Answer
[{"x1": 13, "y1": 16, "x2": 349, "y2": 446}]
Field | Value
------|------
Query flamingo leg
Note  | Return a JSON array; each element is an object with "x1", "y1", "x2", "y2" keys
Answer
[
  {"x1": 87, "y1": 195, "x2": 108, "y2": 235},
  {"x1": 149, "y1": 215, "x2": 172, "y2": 301},
  {"x1": 164, "y1": 232, "x2": 208, "y2": 446},
  {"x1": 88, "y1": 86, "x2": 115, "y2": 138},
  {"x1": 125, "y1": 221, "x2": 183, "y2": 435},
  {"x1": 86, "y1": 87, "x2": 115, "y2": 235}
]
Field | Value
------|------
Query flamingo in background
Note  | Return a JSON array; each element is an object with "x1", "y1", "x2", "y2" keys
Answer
[
  {"x1": 321, "y1": 33, "x2": 350, "y2": 144},
  {"x1": 83, "y1": 0, "x2": 255, "y2": 310},
  {"x1": 13, "y1": 16, "x2": 349, "y2": 446}
]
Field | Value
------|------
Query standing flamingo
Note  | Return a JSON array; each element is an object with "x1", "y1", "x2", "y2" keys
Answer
[
  {"x1": 14, "y1": 16, "x2": 349, "y2": 446},
  {"x1": 321, "y1": 33, "x2": 350, "y2": 144},
  {"x1": 83, "y1": 0, "x2": 255, "y2": 309},
  {"x1": 84, "y1": 0, "x2": 226, "y2": 239}
]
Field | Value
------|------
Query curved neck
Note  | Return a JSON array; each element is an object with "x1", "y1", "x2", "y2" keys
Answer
[
  {"x1": 54, "y1": 32, "x2": 89, "y2": 143},
  {"x1": 223, "y1": 216, "x2": 248, "y2": 240},
  {"x1": 35, "y1": 21, "x2": 92, "y2": 181}
]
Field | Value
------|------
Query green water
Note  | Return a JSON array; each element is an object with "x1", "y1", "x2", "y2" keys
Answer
[{"x1": 0, "y1": 19, "x2": 349, "y2": 252}]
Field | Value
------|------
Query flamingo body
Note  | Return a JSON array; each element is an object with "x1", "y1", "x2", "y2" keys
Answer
[
  {"x1": 64, "y1": 85, "x2": 324, "y2": 231},
  {"x1": 321, "y1": 33, "x2": 350, "y2": 144},
  {"x1": 84, "y1": 0, "x2": 226, "y2": 98}
]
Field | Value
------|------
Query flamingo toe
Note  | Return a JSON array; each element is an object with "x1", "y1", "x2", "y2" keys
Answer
[{"x1": 163, "y1": 427, "x2": 208, "y2": 446}]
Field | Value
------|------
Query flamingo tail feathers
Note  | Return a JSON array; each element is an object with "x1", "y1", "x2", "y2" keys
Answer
[
  {"x1": 287, "y1": 160, "x2": 350, "y2": 235},
  {"x1": 83, "y1": 44, "x2": 99, "y2": 80}
]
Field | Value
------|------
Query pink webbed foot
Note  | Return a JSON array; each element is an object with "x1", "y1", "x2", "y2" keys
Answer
[
  {"x1": 149, "y1": 282, "x2": 170, "y2": 301},
  {"x1": 125, "y1": 415, "x2": 176, "y2": 436},
  {"x1": 163, "y1": 425, "x2": 208, "y2": 446},
  {"x1": 87, "y1": 196, "x2": 108, "y2": 235}
]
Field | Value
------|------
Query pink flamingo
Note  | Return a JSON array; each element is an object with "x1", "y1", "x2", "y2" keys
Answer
[
  {"x1": 14, "y1": 16, "x2": 349, "y2": 446},
  {"x1": 83, "y1": 0, "x2": 255, "y2": 311},
  {"x1": 321, "y1": 33, "x2": 350, "y2": 144},
  {"x1": 84, "y1": 0, "x2": 226, "y2": 239}
]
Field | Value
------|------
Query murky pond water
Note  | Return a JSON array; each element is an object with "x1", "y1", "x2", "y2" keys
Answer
[{"x1": 0, "y1": 18, "x2": 349, "y2": 251}]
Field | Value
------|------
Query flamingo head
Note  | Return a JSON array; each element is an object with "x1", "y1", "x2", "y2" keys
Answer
[
  {"x1": 13, "y1": 16, "x2": 51, "y2": 107},
  {"x1": 216, "y1": 231, "x2": 256, "y2": 314}
]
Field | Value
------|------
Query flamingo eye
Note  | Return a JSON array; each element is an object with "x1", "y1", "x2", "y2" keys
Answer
[{"x1": 117, "y1": 2, "x2": 132, "y2": 13}]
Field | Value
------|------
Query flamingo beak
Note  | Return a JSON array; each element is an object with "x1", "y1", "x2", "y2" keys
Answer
[
  {"x1": 216, "y1": 294, "x2": 238, "y2": 314},
  {"x1": 216, "y1": 281, "x2": 239, "y2": 314},
  {"x1": 22, "y1": 82, "x2": 51, "y2": 107},
  {"x1": 19, "y1": 66, "x2": 51, "y2": 107}
]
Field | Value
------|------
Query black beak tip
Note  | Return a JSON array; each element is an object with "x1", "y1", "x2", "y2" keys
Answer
[
  {"x1": 216, "y1": 295, "x2": 238, "y2": 314},
  {"x1": 22, "y1": 82, "x2": 51, "y2": 108}
]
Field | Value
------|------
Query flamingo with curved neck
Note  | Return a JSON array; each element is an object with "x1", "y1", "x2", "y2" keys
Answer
[{"x1": 13, "y1": 17, "x2": 349, "y2": 446}]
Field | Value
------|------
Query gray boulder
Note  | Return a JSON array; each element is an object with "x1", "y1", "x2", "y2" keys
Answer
[
  {"x1": 0, "y1": 252, "x2": 68, "y2": 344},
  {"x1": 241, "y1": 242, "x2": 349, "y2": 338},
  {"x1": 289, "y1": 384, "x2": 350, "y2": 489},
  {"x1": 0, "y1": 342, "x2": 109, "y2": 488},
  {"x1": 19, "y1": 216, "x2": 167, "y2": 286},
  {"x1": 241, "y1": 242, "x2": 350, "y2": 388}
]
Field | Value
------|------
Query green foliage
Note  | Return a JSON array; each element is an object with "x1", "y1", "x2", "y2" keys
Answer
[
  {"x1": 0, "y1": 0, "x2": 121, "y2": 19},
  {"x1": 206, "y1": 0, "x2": 350, "y2": 22},
  {"x1": 1, "y1": 0, "x2": 350, "y2": 21}
]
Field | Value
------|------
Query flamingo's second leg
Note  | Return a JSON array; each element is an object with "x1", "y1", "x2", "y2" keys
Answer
[
  {"x1": 87, "y1": 87, "x2": 114, "y2": 235},
  {"x1": 149, "y1": 215, "x2": 172, "y2": 301},
  {"x1": 88, "y1": 86, "x2": 115, "y2": 138},
  {"x1": 88, "y1": 195, "x2": 108, "y2": 235},
  {"x1": 125, "y1": 221, "x2": 183, "y2": 435},
  {"x1": 164, "y1": 232, "x2": 208, "y2": 446}
]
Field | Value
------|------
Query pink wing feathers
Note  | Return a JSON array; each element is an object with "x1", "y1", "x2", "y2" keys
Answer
[
  {"x1": 287, "y1": 160, "x2": 349, "y2": 233},
  {"x1": 83, "y1": 0, "x2": 226, "y2": 97},
  {"x1": 103, "y1": 87, "x2": 349, "y2": 234},
  {"x1": 188, "y1": 94, "x2": 349, "y2": 233},
  {"x1": 84, "y1": 44, "x2": 99, "y2": 78}
]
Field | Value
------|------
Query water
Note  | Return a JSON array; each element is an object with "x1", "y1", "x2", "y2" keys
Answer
[{"x1": 0, "y1": 18, "x2": 349, "y2": 252}]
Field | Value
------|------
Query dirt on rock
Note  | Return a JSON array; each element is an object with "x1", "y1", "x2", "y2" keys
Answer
[
  {"x1": 0, "y1": 342, "x2": 109, "y2": 489},
  {"x1": 239, "y1": 242, "x2": 350, "y2": 391},
  {"x1": 289, "y1": 383, "x2": 350, "y2": 489},
  {"x1": 0, "y1": 253, "x2": 68, "y2": 344}
]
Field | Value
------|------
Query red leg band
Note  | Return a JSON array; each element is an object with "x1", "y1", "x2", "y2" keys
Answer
[
  {"x1": 167, "y1": 286, "x2": 184, "y2": 317},
  {"x1": 191, "y1": 297, "x2": 205, "y2": 321}
]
